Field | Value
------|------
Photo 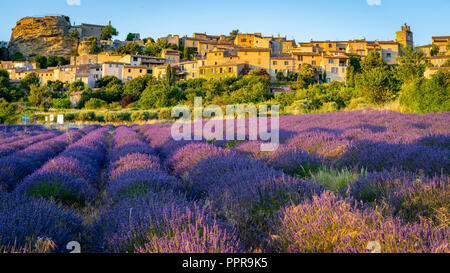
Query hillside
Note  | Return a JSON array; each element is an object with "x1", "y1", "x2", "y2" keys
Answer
[{"x1": 8, "y1": 16, "x2": 78, "y2": 59}]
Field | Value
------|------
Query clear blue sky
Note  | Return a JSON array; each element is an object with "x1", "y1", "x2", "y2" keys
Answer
[{"x1": 1, "y1": 0, "x2": 449, "y2": 46}]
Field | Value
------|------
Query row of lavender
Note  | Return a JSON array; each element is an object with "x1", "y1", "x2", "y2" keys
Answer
[
  {"x1": 95, "y1": 126, "x2": 240, "y2": 253},
  {"x1": 0, "y1": 125, "x2": 109, "y2": 252},
  {"x1": 0, "y1": 110, "x2": 448, "y2": 253},
  {"x1": 135, "y1": 111, "x2": 449, "y2": 252}
]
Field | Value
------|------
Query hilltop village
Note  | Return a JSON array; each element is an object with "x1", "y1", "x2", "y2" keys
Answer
[{"x1": 1, "y1": 16, "x2": 449, "y2": 88}]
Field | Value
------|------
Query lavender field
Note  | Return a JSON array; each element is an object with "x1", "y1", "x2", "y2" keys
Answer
[{"x1": 0, "y1": 110, "x2": 448, "y2": 253}]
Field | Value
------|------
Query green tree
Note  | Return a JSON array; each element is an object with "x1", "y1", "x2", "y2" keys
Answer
[
  {"x1": 12, "y1": 52, "x2": 24, "y2": 61},
  {"x1": 114, "y1": 42, "x2": 142, "y2": 55},
  {"x1": 96, "y1": 76, "x2": 122, "y2": 88},
  {"x1": 35, "y1": 56, "x2": 48, "y2": 69},
  {"x1": 0, "y1": 98, "x2": 17, "y2": 123},
  {"x1": 47, "y1": 56, "x2": 69, "y2": 67},
  {"x1": 87, "y1": 36, "x2": 102, "y2": 54},
  {"x1": 139, "y1": 83, "x2": 183, "y2": 109},
  {"x1": 68, "y1": 80, "x2": 86, "y2": 93},
  {"x1": 0, "y1": 69, "x2": 24, "y2": 102},
  {"x1": 181, "y1": 46, "x2": 196, "y2": 60},
  {"x1": 126, "y1": 33, "x2": 136, "y2": 41},
  {"x1": 28, "y1": 84, "x2": 51, "y2": 106},
  {"x1": 296, "y1": 64, "x2": 316, "y2": 89},
  {"x1": 346, "y1": 56, "x2": 361, "y2": 87},
  {"x1": 20, "y1": 72, "x2": 40, "y2": 92},
  {"x1": 230, "y1": 29, "x2": 240, "y2": 40},
  {"x1": 400, "y1": 70, "x2": 449, "y2": 113},
  {"x1": 361, "y1": 50, "x2": 387, "y2": 72},
  {"x1": 396, "y1": 46, "x2": 426, "y2": 84},
  {"x1": 103, "y1": 84, "x2": 124, "y2": 102},
  {"x1": 123, "y1": 75, "x2": 154, "y2": 101},
  {"x1": 322, "y1": 71, "x2": 327, "y2": 83},
  {"x1": 356, "y1": 67, "x2": 396, "y2": 104},
  {"x1": 52, "y1": 98, "x2": 71, "y2": 109},
  {"x1": 430, "y1": 44, "x2": 440, "y2": 56},
  {"x1": 85, "y1": 98, "x2": 108, "y2": 109},
  {"x1": 101, "y1": 24, "x2": 118, "y2": 40},
  {"x1": 276, "y1": 71, "x2": 286, "y2": 81},
  {"x1": 165, "y1": 64, "x2": 176, "y2": 86},
  {"x1": 144, "y1": 39, "x2": 175, "y2": 56},
  {"x1": 68, "y1": 30, "x2": 79, "y2": 39}
]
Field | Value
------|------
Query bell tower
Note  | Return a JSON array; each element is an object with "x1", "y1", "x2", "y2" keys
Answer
[{"x1": 396, "y1": 23, "x2": 414, "y2": 49}]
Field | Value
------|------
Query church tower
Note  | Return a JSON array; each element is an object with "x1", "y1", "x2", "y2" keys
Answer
[{"x1": 396, "y1": 23, "x2": 414, "y2": 49}]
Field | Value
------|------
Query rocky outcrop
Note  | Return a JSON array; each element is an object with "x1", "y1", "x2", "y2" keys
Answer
[{"x1": 8, "y1": 16, "x2": 79, "y2": 59}]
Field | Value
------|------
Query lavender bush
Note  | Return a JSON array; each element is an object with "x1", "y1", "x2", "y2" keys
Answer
[{"x1": 273, "y1": 191, "x2": 448, "y2": 253}]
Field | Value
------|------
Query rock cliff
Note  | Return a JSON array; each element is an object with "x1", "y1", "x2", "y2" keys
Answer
[{"x1": 8, "y1": 16, "x2": 79, "y2": 59}]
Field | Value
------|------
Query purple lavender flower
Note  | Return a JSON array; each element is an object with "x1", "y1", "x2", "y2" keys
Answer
[
  {"x1": 0, "y1": 192, "x2": 83, "y2": 252},
  {"x1": 273, "y1": 191, "x2": 449, "y2": 253}
]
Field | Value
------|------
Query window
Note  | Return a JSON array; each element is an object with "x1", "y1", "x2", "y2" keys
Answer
[
  {"x1": 284, "y1": 61, "x2": 289, "y2": 66},
  {"x1": 220, "y1": 68, "x2": 223, "y2": 73},
  {"x1": 386, "y1": 53, "x2": 391, "y2": 58},
  {"x1": 273, "y1": 61, "x2": 278, "y2": 65},
  {"x1": 228, "y1": 67, "x2": 233, "y2": 73},
  {"x1": 328, "y1": 44, "x2": 332, "y2": 48},
  {"x1": 128, "y1": 69, "x2": 131, "y2": 73},
  {"x1": 329, "y1": 59, "x2": 334, "y2": 64},
  {"x1": 242, "y1": 39, "x2": 247, "y2": 43},
  {"x1": 342, "y1": 68, "x2": 345, "y2": 73},
  {"x1": 140, "y1": 69, "x2": 142, "y2": 73}
]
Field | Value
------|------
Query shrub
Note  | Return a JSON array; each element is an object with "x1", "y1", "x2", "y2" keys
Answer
[
  {"x1": 158, "y1": 108, "x2": 172, "y2": 120},
  {"x1": 104, "y1": 112, "x2": 120, "y2": 122},
  {"x1": 65, "y1": 113, "x2": 77, "y2": 122},
  {"x1": 130, "y1": 112, "x2": 145, "y2": 122},
  {"x1": 400, "y1": 71, "x2": 450, "y2": 113},
  {"x1": 320, "y1": 102, "x2": 339, "y2": 113},
  {"x1": 78, "y1": 111, "x2": 96, "y2": 122},
  {"x1": 120, "y1": 96, "x2": 134, "y2": 108},
  {"x1": 119, "y1": 112, "x2": 131, "y2": 122},
  {"x1": 84, "y1": 98, "x2": 107, "y2": 109},
  {"x1": 52, "y1": 98, "x2": 71, "y2": 109}
]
